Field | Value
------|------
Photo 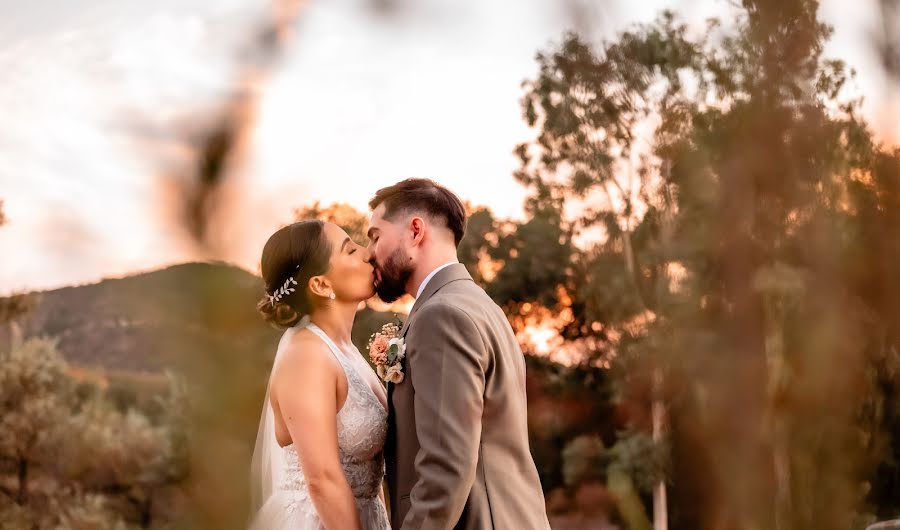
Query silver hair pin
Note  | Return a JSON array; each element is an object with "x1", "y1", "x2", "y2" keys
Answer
[{"x1": 268, "y1": 266, "x2": 300, "y2": 307}]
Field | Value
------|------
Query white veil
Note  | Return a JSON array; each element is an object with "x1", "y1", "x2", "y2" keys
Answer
[{"x1": 248, "y1": 316, "x2": 309, "y2": 528}]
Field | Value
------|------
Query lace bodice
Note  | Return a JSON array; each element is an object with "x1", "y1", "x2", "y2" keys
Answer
[{"x1": 277, "y1": 324, "x2": 388, "y2": 511}]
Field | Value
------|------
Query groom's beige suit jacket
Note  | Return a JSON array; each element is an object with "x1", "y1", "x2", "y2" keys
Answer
[{"x1": 384, "y1": 263, "x2": 550, "y2": 530}]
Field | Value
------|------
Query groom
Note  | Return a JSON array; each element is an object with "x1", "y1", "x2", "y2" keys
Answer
[{"x1": 367, "y1": 178, "x2": 550, "y2": 529}]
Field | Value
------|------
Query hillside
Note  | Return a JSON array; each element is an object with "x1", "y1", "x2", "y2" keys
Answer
[
  {"x1": 1, "y1": 262, "x2": 278, "y2": 372},
  {"x1": 1, "y1": 262, "x2": 433, "y2": 374}
]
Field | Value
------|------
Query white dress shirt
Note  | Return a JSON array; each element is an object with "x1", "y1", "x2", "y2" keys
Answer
[{"x1": 415, "y1": 262, "x2": 458, "y2": 299}]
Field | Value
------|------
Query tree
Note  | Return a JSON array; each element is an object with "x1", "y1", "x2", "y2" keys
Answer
[
  {"x1": 561, "y1": 434, "x2": 606, "y2": 487},
  {"x1": 294, "y1": 201, "x2": 369, "y2": 243},
  {"x1": 53, "y1": 374, "x2": 190, "y2": 528},
  {"x1": 0, "y1": 337, "x2": 71, "y2": 504},
  {"x1": 456, "y1": 205, "x2": 499, "y2": 285},
  {"x1": 0, "y1": 202, "x2": 37, "y2": 348},
  {"x1": 0, "y1": 293, "x2": 36, "y2": 348},
  {"x1": 517, "y1": 1, "x2": 900, "y2": 528},
  {"x1": 486, "y1": 206, "x2": 574, "y2": 312}
]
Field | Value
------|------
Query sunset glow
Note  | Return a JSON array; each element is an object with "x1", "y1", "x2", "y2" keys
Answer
[{"x1": 1, "y1": 0, "x2": 896, "y2": 297}]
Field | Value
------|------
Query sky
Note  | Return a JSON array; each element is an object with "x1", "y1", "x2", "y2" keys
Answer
[{"x1": 1, "y1": 0, "x2": 896, "y2": 295}]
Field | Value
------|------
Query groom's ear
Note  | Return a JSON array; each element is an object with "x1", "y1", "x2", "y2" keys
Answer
[{"x1": 409, "y1": 216, "x2": 426, "y2": 246}]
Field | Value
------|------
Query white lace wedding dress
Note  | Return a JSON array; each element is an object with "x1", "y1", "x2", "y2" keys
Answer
[{"x1": 249, "y1": 321, "x2": 390, "y2": 529}]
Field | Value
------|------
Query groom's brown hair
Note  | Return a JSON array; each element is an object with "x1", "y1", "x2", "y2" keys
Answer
[{"x1": 369, "y1": 178, "x2": 467, "y2": 246}]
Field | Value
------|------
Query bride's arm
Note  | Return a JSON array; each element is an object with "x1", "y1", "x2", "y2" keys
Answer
[{"x1": 274, "y1": 336, "x2": 362, "y2": 530}]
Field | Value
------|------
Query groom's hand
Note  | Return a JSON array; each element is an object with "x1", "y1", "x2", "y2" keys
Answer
[{"x1": 403, "y1": 304, "x2": 486, "y2": 530}]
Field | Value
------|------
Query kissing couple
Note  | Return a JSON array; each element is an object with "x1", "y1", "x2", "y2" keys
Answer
[{"x1": 248, "y1": 178, "x2": 551, "y2": 530}]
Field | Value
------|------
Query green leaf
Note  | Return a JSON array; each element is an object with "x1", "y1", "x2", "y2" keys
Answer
[{"x1": 387, "y1": 344, "x2": 399, "y2": 363}]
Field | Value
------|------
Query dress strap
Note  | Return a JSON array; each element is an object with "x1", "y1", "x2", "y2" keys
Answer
[{"x1": 306, "y1": 323, "x2": 353, "y2": 373}]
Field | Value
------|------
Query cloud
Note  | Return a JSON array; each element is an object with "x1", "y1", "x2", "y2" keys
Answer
[{"x1": 2, "y1": 0, "x2": 896, "y2": 294}]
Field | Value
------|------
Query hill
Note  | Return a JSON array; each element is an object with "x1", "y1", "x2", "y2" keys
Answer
[{"x1": 1, "y1": 262, "x2": 277, "y2": 372}]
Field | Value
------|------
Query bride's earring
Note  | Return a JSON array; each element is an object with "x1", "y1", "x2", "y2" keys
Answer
[{"x1": 329, "y1": 292, "x2": 336, "y2": 300}]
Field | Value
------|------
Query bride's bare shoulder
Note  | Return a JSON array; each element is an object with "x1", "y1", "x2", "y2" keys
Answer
[
  {"x1": 269, "y1": 328, "x2": 345, "y2": 424},
  {"x1": 276, "y1": 328, "x2": 337, "y2": 372}
]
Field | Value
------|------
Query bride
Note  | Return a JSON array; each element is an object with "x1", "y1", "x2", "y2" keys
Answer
[{"x1": 249, "y1": 220, "x2": 390, "y2": 530}]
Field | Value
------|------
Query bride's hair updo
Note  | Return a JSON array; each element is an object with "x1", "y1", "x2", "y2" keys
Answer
[{"x1": 257, "y1": 220, "x2": 332, "y2": 329}]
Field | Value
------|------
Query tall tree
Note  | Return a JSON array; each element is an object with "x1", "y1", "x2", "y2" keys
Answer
[{"x1": 517, "y1": 1, "x2": 900, "y2": 528}]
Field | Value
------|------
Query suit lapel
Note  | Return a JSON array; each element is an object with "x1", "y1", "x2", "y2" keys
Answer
[
  {"x1": 390, "y1": 264, "x2": 471, "y2": 399},
  {"x1": 399, "y1": 263, "x2": 472, "y2": 337}
]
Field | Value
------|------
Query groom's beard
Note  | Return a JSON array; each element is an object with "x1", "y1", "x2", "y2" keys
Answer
[{"x1": 374, "y1": 247, "x2": 414, "y2": 303}]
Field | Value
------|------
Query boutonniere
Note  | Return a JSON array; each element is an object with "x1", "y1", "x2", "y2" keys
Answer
[{"x1": 368, "y1": 322, "x2": 406, "y2": 384}]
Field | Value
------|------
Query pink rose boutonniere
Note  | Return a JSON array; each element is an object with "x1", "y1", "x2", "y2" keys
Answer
[{"x1": 368, "y1": 322, "x2": 406, "y2": 384}]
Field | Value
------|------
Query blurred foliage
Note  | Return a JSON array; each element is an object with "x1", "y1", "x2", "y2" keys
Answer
[
  {"x1": 513, "y1": 0, "x2": 900, "y2": 528},
  {"x1": 523, "y1": 354, "x2": 616, "y2": 495},
  {"x1": 559, "y1": 430, "x2": 668, "y2": 525},
  {"x1": 170, "y1": 0, "x2": 304, "y2": 253},
  {"x1": 0, "y1": 501, "x2": 31, "y2": 530},
  {"x1": 3, "y1": 1, "x2": 899, "y2": 528},
  {"x1": 877, "y1": 0, "x2": 900, "y2": 81},
  {"x1": 606, "y1": 431, "x2": 669, "y2": 495},
  {"x1": 561, "y1": 434, "x2": 606, "y2": 487}
]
